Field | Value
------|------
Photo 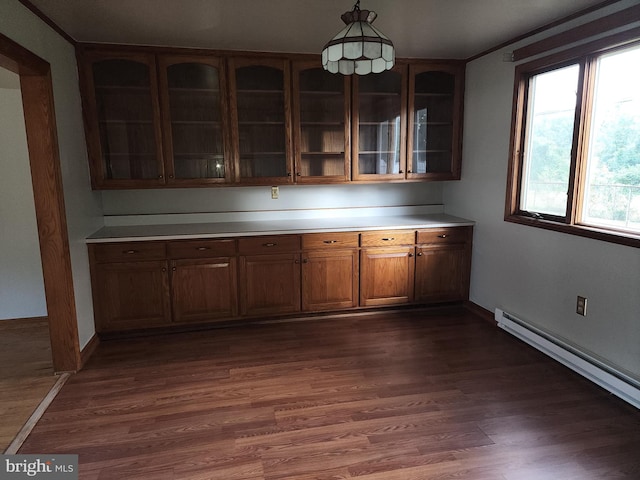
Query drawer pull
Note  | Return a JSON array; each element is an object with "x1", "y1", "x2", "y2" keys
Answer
[
  {"x1": 196, "y1": 247, "x2": 210, "y2": 251},
  {"x1": 417, "y1": 252, "x2": 423, "y2": 256},
  {"x1": 437, "y1": 234, "x2": 448, "y2": 238},
  {"x1": 381, "y1": 237, "x2": 395, "y2": 241},
  {"x1": 124, "y1": 249, "x2": 138, "y2": 254},
  {"x1": 263, "y1": 242, "x2": 277, "y2": 247},
  {"x1": 323, "y1": 240, "x2": 338, "y2": 244}
]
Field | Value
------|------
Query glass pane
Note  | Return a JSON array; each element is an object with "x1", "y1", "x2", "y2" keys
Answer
[
  {"x1": 298, "y1": 67, "x2": 346, "y2": 178},
  {"x1": 582, "y1": 45, "x2": 640, "y2": 233},
  {"x1": 236, "y1": 65, "x2": 287, "y2": 178},
  {"x1": 521, "y1": 64, "x2": 579, "y2": 216},
  {"x1": 358, "y1": 70, "x2": 402, "y2": 175},
  {"x1": 167, "y1": 63, "x2": 225, "y2": 179},
  {"x1": 413, "y1": 71, "x2": 454, "y2": 174},
  {"x1": 93, "y1": 59, "x2": 160, "y2": 180}
]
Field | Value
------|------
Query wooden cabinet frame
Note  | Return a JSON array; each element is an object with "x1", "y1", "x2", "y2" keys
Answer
[
  {"x1": 78, "y1": 49, "x2": 165, "y2": 189},
  {"x1": 292, "y1": 60, "x2": 351, "y2": 183},
  {"x1": 158, "y1": 55, "x2": 233, "y2": 185},
  {"x1": 407, "y1": 62, "x2": 465, "y2": 180},
  {"x1": 228, "y1": 56, "x2": 294, "y2": 185}
]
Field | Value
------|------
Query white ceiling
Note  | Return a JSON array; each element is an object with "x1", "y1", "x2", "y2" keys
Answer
[{"x1": 29, "y1": 0, "x2": 609, "y2": 59}]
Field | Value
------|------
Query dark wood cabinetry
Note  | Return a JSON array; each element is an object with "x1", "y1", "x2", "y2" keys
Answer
[
  {"x1": 238, "y1": 236, "x2": 301, "y2": 315},
  {"x1": 80, "y1": 52, "x2": 165, "y2": 188},
  {"x1": 229, "y1": 57, "x2": 293, "y2": 184},
  {"x1": 168, "y1": 239, "x2": 238, "y2": 323},
  {"x1": 301, "y1": 233, "x2": 359, "y2": 310},
  {"x1": 89, "y1": 225, "x2": 472, "y2": 334},
  {"x1": 78, "y1": 46, "x2": 464, "y2": 189},
  {"x1": 159, "y1": 56, "x2": 231, "y2": 184},
  {"x1": 89, "y1": 242, "x2": 171, "y2": 331},
  {"x1": 415, "y1": 227, "x2": 472, "y2": 302},
  {"x1": 352, "y1": 66, "x2": 407, "y2": 181},
  {"x1": 407, "y1": 63, "x2": 465, "y2": 180},
  {"x1": 360, "y1": 230, "x2": 416, "y2": 306},
  {"x1": 293, "y1": 62, "x2": 351, "y2": 183}
]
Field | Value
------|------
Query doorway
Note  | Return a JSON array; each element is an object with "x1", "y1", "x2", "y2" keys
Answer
[{"x1": 0, "y1": 33, "x2": 81, "y2": 372}]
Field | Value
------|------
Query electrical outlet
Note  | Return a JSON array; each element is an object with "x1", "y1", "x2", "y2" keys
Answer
[
  {"x1": 576, "y1": 296, "x2": 587, "y2": 316},
  {"x1": 271, "y1": 186, "x2": 279, "y2": 199}
]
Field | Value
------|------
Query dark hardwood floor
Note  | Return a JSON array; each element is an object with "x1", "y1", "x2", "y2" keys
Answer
[{"x1": 19, "y1": 308, "x2": 640, "y2": 479}]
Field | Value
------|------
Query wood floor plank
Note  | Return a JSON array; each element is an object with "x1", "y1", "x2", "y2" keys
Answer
[{"x1": 17, "y1": 308, "x2": 640, "y2": 479}]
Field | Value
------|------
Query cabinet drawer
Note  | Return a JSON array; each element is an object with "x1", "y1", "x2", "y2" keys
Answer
[
  {"x1": 360, "y1": 230, "x2": 415, "y2": 247},
  {"x1": 302, "y1": 232, "x2": 359, "y2": 250},
  {"x1": 238, "y1": 235, "x2": 301, "y2": 254},
  {"x1": 91, "y1": 242, "x2": 166, "y2": 263},
  {"x1": 168, "y1": 239, "x2": 236, "y2": 259},
  {"x1": 417, "y1": 227, "x2": 472, "y2": 245}
]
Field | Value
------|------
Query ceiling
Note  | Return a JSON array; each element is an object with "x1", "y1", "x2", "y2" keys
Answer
[{"x1": 28, "y1": 0, "x2": 610, "y2": 59}]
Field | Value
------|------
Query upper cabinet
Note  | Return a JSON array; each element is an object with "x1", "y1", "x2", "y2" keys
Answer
[
  {"x1": 352, "y1": 65, "x2": 407, "y2": 181},
  {"x1": 78, "y1": 47, "x2": 464, "y2": 189},
  {"x1": 158, "y1": 56, "x2": 231, "y2": 185},
  {"x1": 292, "y1": 61, "x2": 351, "y2": 183},
  {"x1": 407, "y1": 62, "x2": 465, "y2": 180},
  {"x1": 81, "y1": 51, "x2": 165, "y2": 188},
  {"x1": 228, "y1": 57, "x2": 293, "y2": 184}
]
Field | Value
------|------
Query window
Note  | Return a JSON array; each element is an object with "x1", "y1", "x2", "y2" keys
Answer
[{"x1": 506, "y1": 38, "x2": 640, "y2": 248}]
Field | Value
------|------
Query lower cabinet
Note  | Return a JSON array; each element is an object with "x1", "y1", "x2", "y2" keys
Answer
[
  {"x1": 170, "y1": 258, "x2": 238, "y2": 323},
  {"x1": 238, "y1": 235, "x2": 302, "y2": 316},
  {"x1": 92, "y1": 260, "x2": 172, "y2": 331},
  {"x1": 415, "y1": 227, "x2": 472, "y2": 302},
  {"x1": 89, "y1": 226, "x2": 473, "y2": 333},
  {"x1": 302, "y1": 232, "x2": 359, "y2": 311},
  {"x1": 239, "y1": 253, "x2": 301, "y2": 316}
]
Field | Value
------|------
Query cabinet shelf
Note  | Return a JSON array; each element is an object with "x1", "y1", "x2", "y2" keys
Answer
[
  {"x1": 99, "y1": 120, "x2": 153, "y2": 125},
  {"x1": 171, "y1": 120, "x2": 221, "y2": 125},
  {"x1": 238, "y1": 121, "x2": 285, "y2": 126},
  {"x1": 414, "y1": 122, "x2": 454, "y2": 126},
  {"x1": 301, "y1": 151, "x2": 344, "y2": 156},
  {"x1": 240, "y1": 152, "x2": 286, "y2": 156},
  {"x1": 359, "y1": 150, "x2": 400, "y2": 154},
  {"x1": 413, "y1": 149, "x2": 452, "y2": 153},
  {"x1": 300, "y1": 121, "x2": 344, "y2": 126},
  {"x1": 414, "y1": 92, "x2": 453, "y2": 97},
  {"x1": 168, "y1": 87, "x2": 220, "y2": 93}
]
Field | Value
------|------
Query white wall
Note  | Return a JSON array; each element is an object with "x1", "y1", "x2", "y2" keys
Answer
[
  {"x1": 101, "y1": 182, "x2": 444, "y2": 217},
  {"x1": 0, "y1": 1, "x2": 104, "y2": 347},
  {"x1": 445, "y1": 1, "x2": 640, "y2": 380},
  {"x1": 0, "y1": 73, "x2": 47, "y2": 320}
]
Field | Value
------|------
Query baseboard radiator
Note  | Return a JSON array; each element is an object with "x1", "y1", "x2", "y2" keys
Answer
[{"x1": 495, "y1": 308, "x2": 640, "y2": 409}]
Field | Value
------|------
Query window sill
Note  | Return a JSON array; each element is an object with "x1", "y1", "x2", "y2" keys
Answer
[{"x1": 505, "y1": 214, "x2": 640, "y2": 249}]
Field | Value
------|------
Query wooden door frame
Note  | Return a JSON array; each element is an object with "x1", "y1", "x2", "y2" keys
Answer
[{"x1": 0, "y1": 33, "x2": 81, "y2": 372}]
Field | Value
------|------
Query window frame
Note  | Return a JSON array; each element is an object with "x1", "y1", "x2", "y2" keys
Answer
[{"x1": 505, "y1": 31, "x2": 640, "y2": 249}]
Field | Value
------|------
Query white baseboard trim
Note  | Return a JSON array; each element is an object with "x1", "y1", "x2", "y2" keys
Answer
[{"x1": 496, "y1": 308, "x2": 640, "y2": 409}]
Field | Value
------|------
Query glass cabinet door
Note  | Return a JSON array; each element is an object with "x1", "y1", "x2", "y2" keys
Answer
[
  {"x1": 159, "y1": 56, "x2": 230, "y2": 184},
  {"x1": 293, "y1": 62, "x2": 350, "y2": 182},
  {"x1": 85, "y1": 53, "x2": 164, "y2": 187},
  {"x1": 229, "y1": 58, "x2": 293, "y2": 184},
  {"x1": 352, "y1": 66, "x2": 407, "y2": 180},
  {"x1": 407, "y1": 63, "x2": 464, "y2": 179}
]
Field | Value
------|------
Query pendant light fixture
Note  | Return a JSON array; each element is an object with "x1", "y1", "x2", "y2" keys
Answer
[{"x1": 321, "y1": 0, "x2": 395, "y2": 75}]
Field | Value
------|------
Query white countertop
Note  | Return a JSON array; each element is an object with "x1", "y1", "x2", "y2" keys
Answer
[{"x1": 87, "y1": 213, "x2": 474, "y2": 243}]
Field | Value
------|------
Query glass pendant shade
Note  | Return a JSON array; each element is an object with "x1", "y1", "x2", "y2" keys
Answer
[{"x1": 322, "y1": 3, "x2": 395, "y2": 75}]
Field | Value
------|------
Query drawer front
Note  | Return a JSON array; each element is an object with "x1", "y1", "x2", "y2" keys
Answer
[
  {"x1": 91, "y1": 242, "x2": 166, "y2": 263},
  {"x1": 360, "y1": 230, "x2": 415, "y2": 247},
  {"x1": 302, "y1": 232, "x2": 359, "y2": 250},
  {"x1": 168, "y1": 239, "x2": 236, "y2": 259},
  {"x1": 238, "y1": 235, "x2": 301, "y2": 254},
  {"x1": 417, "y1": 227, "x2": 472, "y2": 245}
]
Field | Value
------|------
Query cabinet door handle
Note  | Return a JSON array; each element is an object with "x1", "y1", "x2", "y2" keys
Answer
[
  {"x1": 399, "y1": 170, "x2": 404, "y2": 174},
  {"x1": 323, "y1": 240, "x2": 338, "y2": 244},
  {"x1": 162, "y1": 267, "x2": 167, "y2": 272},
  {"x1": 417, "y1": 252, "x2": 423, "y2": 256},
  {"x1": 296, "y1": 172, "x2": 301, "y2": 176},
  {"x1": 196, "y1": 247, "x2": 210, "y2": 251},
  {"x1": 302, "y1": 259, "x2": 308, "y2": 263},
  {"x1": 263, "y1": 242, "x2": 277, "y2": 247},
  {"x1": 172, "y1": 267, "x2": 176, "y2": 271},
  {"x1": 124, "y1": 250, "x2": 138, "y2": 254},
  {"x1": 437, "y1": 234, "x2": 448, "y2": 238},
  {"x1": 158, "y1": 174, "x2": 164, "y2": 179},
  {"x1": 381, "y1": 237, "x2": 395, "y2": 241},
  {"x1": 409, "y1": 253, "x2": 414, "y2": 257}
]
